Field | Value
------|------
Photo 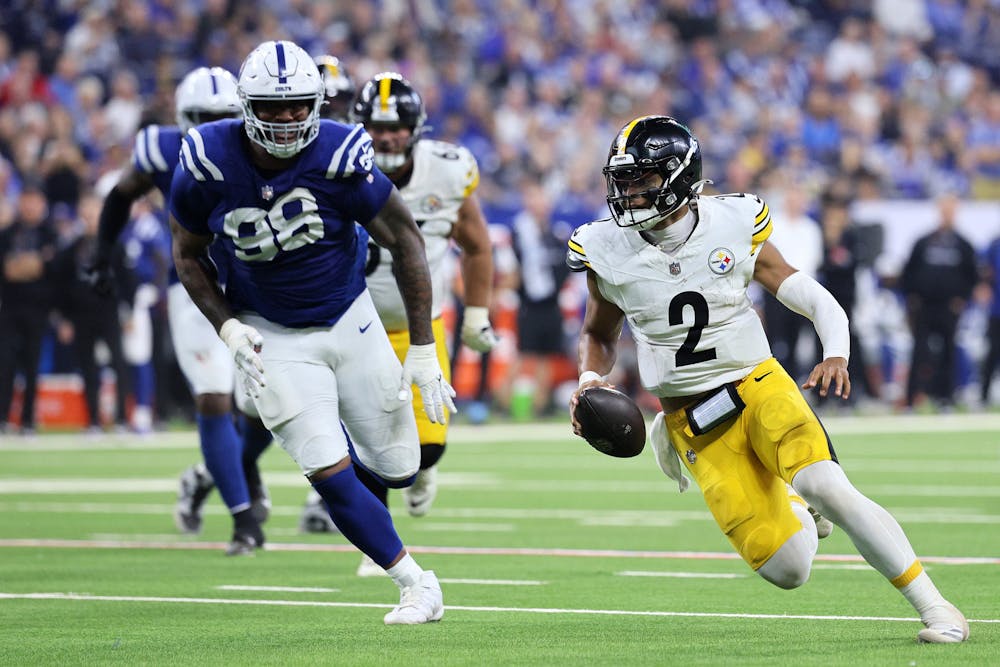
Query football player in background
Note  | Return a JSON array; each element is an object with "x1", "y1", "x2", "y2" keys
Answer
[
  {"x1": 299, "y1": 72, "x2": 498, "y2": 579},
  {"x1": 566, "y1": 115, "x2": 968, "y2": 644},
  {"x1": 170, "y1": 40, "x2": 450, "y2": 625},
  {"x1": 314, "y1": 54, "x2": 355, "y2": 122},
  {"x1": 88, "y1": 66, "x2": 269, "y2": 555}
]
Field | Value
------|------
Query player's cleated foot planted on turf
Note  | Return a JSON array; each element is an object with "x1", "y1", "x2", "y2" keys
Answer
[
  {"x1": 174, "y1": 464, "x2": 214, "y2": 534},
  {"x1": 383, "y1": 571, "x2": 444, "y2": 625},
  {"x1": 918, "y1": 602, "x2": 969, "y2": 643},
  {"x1": 402, "y1": 466, "x2": 438, "y2": 517}
]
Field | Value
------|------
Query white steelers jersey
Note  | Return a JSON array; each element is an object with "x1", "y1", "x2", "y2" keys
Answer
[
  {"x1": 365, "y1": 139, "x2": 480, "y2": 331},
  {"x1": 567, "y1": 193, "x2": 774, "y2": 397}
]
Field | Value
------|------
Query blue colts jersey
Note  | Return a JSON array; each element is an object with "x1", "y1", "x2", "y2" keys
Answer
[{"x1": 170, "y1": 118, "x2": 393, "y2": 329}]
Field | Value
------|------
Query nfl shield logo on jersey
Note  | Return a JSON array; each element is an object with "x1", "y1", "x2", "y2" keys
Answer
[
  {"x1": 708, "y1": 247, "x2": 735, "y2": 275},
  {"x1": 261, "y1": 185, "x2": 274, "y2": 201},
  {"x1": 669, "y1": 261, "x2": 681, "y2": 276},
  {"x1": 686, "y1": 449, "x2": 697, "y2": 464}
]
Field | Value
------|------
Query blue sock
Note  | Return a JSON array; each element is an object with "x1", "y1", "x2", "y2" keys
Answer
[
  {"x1": 132, "y1": 362, "x2": 155, "y2": 407},
  {"x1": 312, "y1": 466, "x2": 403, "y2": 567},
  {"x1": 197, "y1": 413, "x2": 250, "y2": 513}
]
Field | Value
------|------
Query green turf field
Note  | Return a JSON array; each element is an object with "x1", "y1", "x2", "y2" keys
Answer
[{"x1": 1, "y1": 414, "x2": 997, "y2": 665}]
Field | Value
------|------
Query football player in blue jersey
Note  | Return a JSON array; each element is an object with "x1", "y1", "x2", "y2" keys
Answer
[
  {"x1": 169, "y1": 40, "x2": 452, "y2": 625},
  {"x1": 88, "y1": 66, "x2": 269, "y2": 556}
]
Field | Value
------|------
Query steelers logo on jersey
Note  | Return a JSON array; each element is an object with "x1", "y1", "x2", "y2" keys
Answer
[
  {"x1": 419, "y1": 194, "x2": 444, "y2": 215},
  {"x1": 708, "y1": 247, "x2": 736, "y2": 275}
]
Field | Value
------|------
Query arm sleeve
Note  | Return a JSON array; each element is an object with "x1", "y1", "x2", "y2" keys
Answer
[{"x1": 775, "y1": 270, "x2": 851, "y2": 361}]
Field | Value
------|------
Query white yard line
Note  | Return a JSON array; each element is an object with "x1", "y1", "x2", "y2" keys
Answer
[
  {"x1": 0, "y1": 591, "x2": 997, "y2": 624},
  {"x1": 1, "y1": 538, "x2": 997, "y2": 565},
  {"x1": 217, "y1": 585, "x2": 339, "y2": 593},
  {"x1": 616, "y1": 571, "x2": 746, "y2": 579}
]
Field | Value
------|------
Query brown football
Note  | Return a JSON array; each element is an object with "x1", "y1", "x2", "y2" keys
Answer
[{"x1": 574, "y1": 386, "x2": 646, "y2": 458}]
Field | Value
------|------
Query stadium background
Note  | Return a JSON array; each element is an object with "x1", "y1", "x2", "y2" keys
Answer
[{"x1": 1, "y1": 0, "x2": 999, "y2": 430}]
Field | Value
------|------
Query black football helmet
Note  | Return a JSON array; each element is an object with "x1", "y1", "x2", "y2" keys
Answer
[
  {"x1": 351, "y1": 72, "x2": 427, "y2": 172},
  {"x1": 314, "y1": 55, "x2": 355, "y2": 122},
  {"x1": 603, "y1": 115, "x2": 702, "y2": 230}
]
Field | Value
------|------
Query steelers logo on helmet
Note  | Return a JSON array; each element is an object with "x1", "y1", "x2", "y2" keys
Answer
[
  {"x1": 352, "y1": 72, "x2": 427, "y2": 174},
  {"x1": 603, "y1": 115, "x2": 702, "y2": 232},
  {"x1": 708, "y1": 247, "x2": 736, "y2": 275},
  {"x1": 419, "y1": 194, "x2": 444, "y2": 215}
]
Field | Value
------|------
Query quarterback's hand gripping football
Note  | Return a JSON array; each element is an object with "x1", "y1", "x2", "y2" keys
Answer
[
  {"x1": 400, "y1": 342, "x2": 457, "y2": 424},
  {"x1": 460, "y1": 306, "x2": 499, "y2": 353},
  {"x1": 219, "y1": 318, "x2": 266, "y2": 398}
]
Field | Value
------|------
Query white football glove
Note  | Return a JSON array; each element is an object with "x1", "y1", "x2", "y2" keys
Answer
[
  {"x1": 219, "y1": 318, "x2": 265, "y2": 398},
  {"x1": 460, "y1": 306, "x2": 499, "y2": 353},
  {"x1": 400, "y1": 342, "x2": 457, "y2": 424}
]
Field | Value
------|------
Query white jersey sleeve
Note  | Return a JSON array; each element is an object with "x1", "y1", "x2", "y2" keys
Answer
[
  {"x1": 365, "y1": 140, "x2": 480, "y2": 331},
  {"x1": 571, "y1": 194, "x2": 774, "y2": 397}
]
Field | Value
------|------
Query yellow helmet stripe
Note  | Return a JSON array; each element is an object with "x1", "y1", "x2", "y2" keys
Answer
[
  {"x1": 379, "y1": 76, "x2": 392, "y2": 114},
  {"x1": 615, "y1": 115, "x2": 659, "y2": 155}
]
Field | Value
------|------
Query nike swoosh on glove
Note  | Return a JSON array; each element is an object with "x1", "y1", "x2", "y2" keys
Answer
[
  {"x1": 400, "y1": 342, "x2": 457, "y2": 424},
  {"x1": 219, "y1": 318, "x2": 266, "y2": 398},
  {"x1": 460, "y1": 306, "x2": 499, "y2": 353},
  {"x1": 83, "y1": 259, "x2": 116, "y2": 297}
]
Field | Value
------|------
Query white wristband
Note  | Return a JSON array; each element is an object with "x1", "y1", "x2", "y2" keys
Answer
[
  {"x1": 578, "y1": 371, "x2": 603, "y2": 387},
  {"x1": 463, "y1": 306, "x2": 490, "y2": 330}
]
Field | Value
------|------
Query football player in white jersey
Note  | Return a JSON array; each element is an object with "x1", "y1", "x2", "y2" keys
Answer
[
  {"x1": 88, "y1": 66, "x2": 269, "y2": 555},
  {"x1": 567, "y1": 115, "x2": 968, "y2": 644},
  {"x1": 299, "y1": 72, "x2": 497, "y2": 573}
]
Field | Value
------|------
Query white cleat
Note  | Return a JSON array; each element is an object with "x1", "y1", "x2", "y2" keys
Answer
[
  {"x1": 357, "y1": 554, "x2": 388, "y2": 578},
  {"x1": 917, "y1": 602, "x2": 970, "y2": 643},
  {"x1": 402, "y1": 466, "x2": 438, "y2": 517},
  {"x1": 383, "y1": 571, "x2": 444, "y2": 625}
]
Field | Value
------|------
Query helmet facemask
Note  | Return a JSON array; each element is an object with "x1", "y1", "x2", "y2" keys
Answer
[
  {"x1": 605, "y1": 156, "x2": 689, "y2": 231},
  {"x1": 242, "y1": 95, "x2": 323, "y2": 158}
]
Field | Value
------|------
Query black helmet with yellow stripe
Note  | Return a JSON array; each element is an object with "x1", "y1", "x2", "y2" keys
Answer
[
  {"x1": 603, "y1": 115, "x2": 702, "y2": 231},
  {"x1": 351, "y1": 72, "x2": 426, "y2": 173}
]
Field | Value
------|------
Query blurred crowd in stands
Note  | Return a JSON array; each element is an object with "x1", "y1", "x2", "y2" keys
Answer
[{"x1": 1, "y1": 0, "x2": 999, "y2": 434}]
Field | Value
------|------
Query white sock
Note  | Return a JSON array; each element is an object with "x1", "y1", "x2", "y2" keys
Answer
[
  {"x1": 899, "y1": 571, "x2": 944, "y2": 615},
  {"x1": 386, "y1": 553, "x2": 423, "y2": 590}
]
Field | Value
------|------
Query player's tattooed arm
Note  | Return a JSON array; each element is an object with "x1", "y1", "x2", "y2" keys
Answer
[
  {"x1": 170, "y1": 215, "x2": 234, "y2": 331},
  {"x1": 363, "y1": 188, "x2": 435, "y2": 345}
]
